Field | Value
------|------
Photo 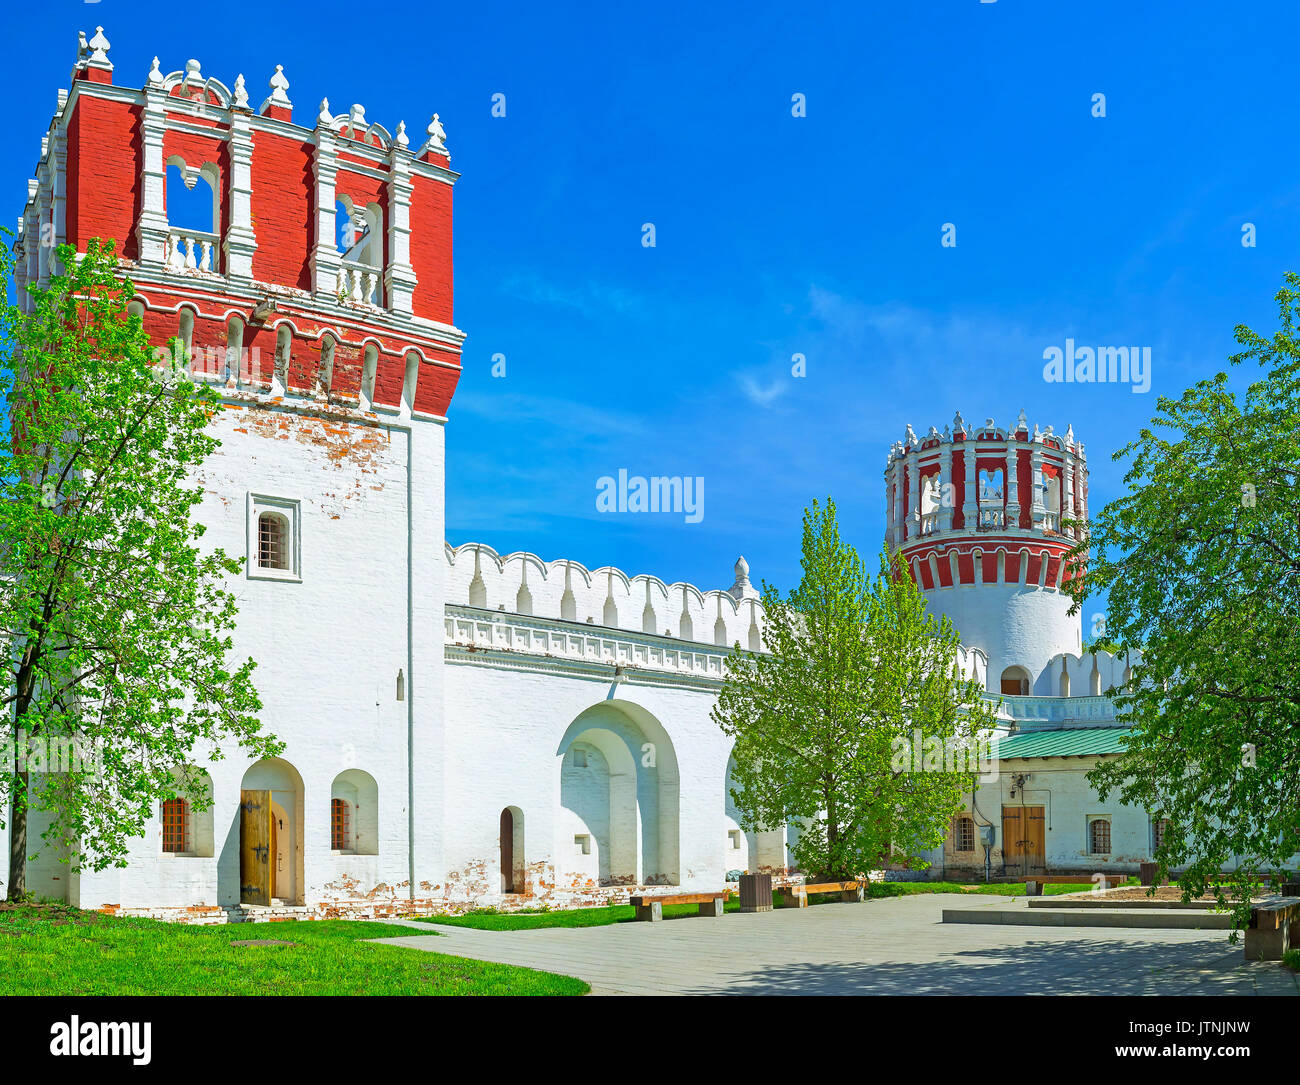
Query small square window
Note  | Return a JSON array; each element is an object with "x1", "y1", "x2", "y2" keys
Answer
[
  {"x1": 572, "y1": 749, "x2": 587, "y2": 768},
  {"x1": 574, "y1": 834, "x2": 591, "y2": 855},
  {"x1": 247, "y1": 494, "x2": 301, "y2": 582},
  {"x1": 728, "y1": 830, "x2": 741, "y2": 850}
]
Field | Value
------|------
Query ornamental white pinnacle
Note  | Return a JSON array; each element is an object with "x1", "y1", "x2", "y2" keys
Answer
[
  {"x1": 233, "y1": 74, "x2": 249, "y2": 110},
  {"x1": 265, "y1": 64, "x2": 291, "y2": 108},
  {"x1": 87, "y1": 27, "x2": 111, "y2": 68},
  {"x1": 395, "y1": 120, "x2": 409, "y2": 149},
  {"x1": 317, "y1": 98, "x2": 333, "y2": 126},
  {"x1": 147, "y1": 57, "x2": 164, "y2": 87}
]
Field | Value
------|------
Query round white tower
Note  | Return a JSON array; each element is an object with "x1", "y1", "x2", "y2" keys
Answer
[{"x1": 884, "y1": 410, "x2": 1087, "y2": 696}]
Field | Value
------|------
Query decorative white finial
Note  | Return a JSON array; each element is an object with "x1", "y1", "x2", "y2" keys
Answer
[
  {"x1": 77, "y1": 31, "x2": 88, "y2": 65},
  {"x1": 395, "y1": 120, "x2": 409, "y2": 149},
  {"x1": 183, "y1": 59, "x2": 204, "y2": 94},
  {"x1": 260, "y1": 64, "x2": 291, "y2": 113},
  {"x1": 953, "y1": 410, "x2": 966, "y2": 433},
  {"x1": 419, "y1": 113, "x2": 448, "y2": 157},
  {"x1": 233, "y1": 74, "x2": 249, "y2": 109},
  {"x1": 985, "y1": 417, "x2": 996, "y2": 429},
  {"x1": 147, "y1": 57, "x2": 164, "y2": 87},
  {"x1": 1065, "y1": 423, "x2": 1075, "y2": 446},
  {"x1": 87, "y1": 27, "x2": 112, "y2": 69},
  {"x1": 904, "y1": 423, "x2": 917, "y2": 446},
  {"x1": 317, "y1": 98, "x2": 333, "y2": 125},
  {"x1": 348, "y1": 103, "x2": 367, "y2": 131},
  {"x1": 1016, "y1": 408, "x2": 1028, "y2": 431},
  {"x1": 729, "y1": 556, "x2": 758, "y2": 601}
]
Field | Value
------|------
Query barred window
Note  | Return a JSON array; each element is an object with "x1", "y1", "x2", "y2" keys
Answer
[
  {"x1": 1153, "y1": 818, "x2": 1170, "y2": 852},
  {"x1": 1089, "y1": 818, "x2": 1111, "y2": 855},
  {"x1": 954, "y1": 815, "x2": 976, "y2": 853},
  {"x1": 331, "y1": 797, "x2": 350, "y2": 851},
  {"x1": 162, "y1": 798, "x2": 189, "y2": 853},
  {"x1": 257, "y1": 512, "x2": 289, "y2": 570}
]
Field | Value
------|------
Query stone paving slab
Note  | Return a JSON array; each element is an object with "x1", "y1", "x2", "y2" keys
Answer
[{"x1": 370, "y1": 893, "x2": 1300, "y2": 996}]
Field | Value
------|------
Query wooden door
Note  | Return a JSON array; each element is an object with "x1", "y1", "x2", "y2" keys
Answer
[
  {"x1": 1002, "y1": 806, "x2": 1045, "y2": 876},
  {"x1": 500, "y1": 808, "x2": 514, "y2": 893},
  {"x1": 240, "y1": 789, "x2": 272, "y2": 906},
  {"x1": 1024, "y1": 807, "x2": 1046, "y2": 874},
  {"x1": 1001, "y1": 807, "x2": 1023, "y2": 875}
]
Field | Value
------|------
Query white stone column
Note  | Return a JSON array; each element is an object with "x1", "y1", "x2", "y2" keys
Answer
[
  {"x1": 938, "y1": 438, "x2": 953, "y2": 533},
  {"x1": 34, "y1": 171, "x2": 50, "y2": 289},
  {"x1": 136, "y1": 86, "x2": 170, "y2": 267},
  {"x1": 384, "y1": 134, "x2": 418, "y2": 315},
  {"x1": 24, "y1": 182, "x2": 39, "y2": 300},
  {"x1": 1004, "y1": 444, "x2": 1020, "y2": 529},
  {"x1": 224, "y1": 107, "x2": 257, "y2": 280},
  {"x1": 962, "y1": 446, "x2": 977, "y2": 530},
  {"x1": 906, "y1": 447, "x2": 920, "y2": 540},
  {"x1": 1062, "y1": 456, "x2": 1076, "y2": 537},
  {"x1": 310, "y1": 124, "x2": 341, "y2": 297},
  {"x1": 1030, "y1": 445, "x2": 1045, "y2": 527}
]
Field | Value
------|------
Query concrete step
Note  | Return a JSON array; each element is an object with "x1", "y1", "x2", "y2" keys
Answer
[{"x1": 943, "y1": 906, "x2": 1234, "y2": 930}]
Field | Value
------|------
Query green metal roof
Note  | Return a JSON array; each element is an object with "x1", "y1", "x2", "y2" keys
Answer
[{"x1": 996, "y1": 727, "x2": 1134, "y2": 759}]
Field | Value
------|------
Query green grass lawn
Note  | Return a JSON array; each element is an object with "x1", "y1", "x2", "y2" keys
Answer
[
  {"x1": 0, "y1": 902, "x2": 588, "y2": 995},
  {"x1": 417, "y1": 879, "x2": 1128, "y2": 932}
]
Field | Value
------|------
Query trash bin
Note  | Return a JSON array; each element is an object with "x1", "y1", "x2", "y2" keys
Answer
[
  {"x1": 1139, "y1": 862, "x2": 1158, "y2": 886},
  {"x1": 739, "y1": 873, "x2": 772, "y2": 913}
]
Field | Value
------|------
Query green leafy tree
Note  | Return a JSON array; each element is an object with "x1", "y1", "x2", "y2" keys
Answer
[
  {"x1": 1067, "y1": 273, "x2": 1300, "y2": 929},
  {"x1": 713, "y1": 499, "x2": 1000, "y2": 881},
  {"x1": 0, "y1": 238, "x2": 278, "y2": 901}
]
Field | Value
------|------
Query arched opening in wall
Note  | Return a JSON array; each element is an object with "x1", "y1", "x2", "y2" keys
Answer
[
  {"x1": 335, "y1": 196, "x2": 383, "y2": 305},
  {"x1": 225, "y1": 315, "x2": 246, "y2": 385},
  {"x1": 723, "y1": 755, "x2": 759, "y2": 875},
  {"x1": 919, "y1": 473, "x2": 941, "y2": 534},
  {"x1": 359, "y1": 344, "x2": 378, "y2": 411},
  {"x1": 1000, "y1": 666, "x2": 1031, "y2": 696},
  {"x1": 316, "y1": 336, "x2": 336, "y2": 399},
  {"x1": 1043, "y1": 469, "x2": 1062, "y2": 529},
  {"x1": 977, "y1": 467, "x2": 1006, "y2": 529},
  {"x1": 164, "y1": 157, "x2": 220, "y2": 272},
  {"x1": 331, "y1": 769, "x2": 378, "y2": 855},
  {"x1": 126, "y1": 299, "x2": 145, "y2": 325},
  {"x1": 1058, "y1": 658, "x2": 1070, "y2": 697},
  {"x1": 176, "y1": 308, "x2": 195, "y2": 371},
  {"x1": 240, "y1": 758, "x2": 305, "y2": 906},
  {"x1": 499, "y1": 806, "x2": 524, "y2": 893},
  {"x1": 401, "y1": 350, "x2": 420, "y2": 415},
  {"x1": 557, "y1": 702, "x2": 680, "y2": 888},
  {"x1": 272, "y1": 324, "x2": 292, "y2": 394}
]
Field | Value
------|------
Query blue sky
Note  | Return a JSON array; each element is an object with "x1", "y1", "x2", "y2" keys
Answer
[{"x1": 4, "y1": 1, "x2": 1297, "y2": 604}]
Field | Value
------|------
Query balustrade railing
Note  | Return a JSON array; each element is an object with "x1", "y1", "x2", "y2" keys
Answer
[
  {"x1": 337, "y1": 260, "x2": 382, "y2": 306},
  {"x1": 164, "y1": 229, "x2": 219, "y2": 273}
]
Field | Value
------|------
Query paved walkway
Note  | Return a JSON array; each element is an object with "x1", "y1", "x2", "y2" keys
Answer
[{"x1": 371, "y1": 893, "x2": 1300, "y2": 995}]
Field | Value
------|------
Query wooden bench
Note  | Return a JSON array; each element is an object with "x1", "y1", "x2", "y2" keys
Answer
[
  {"x1": 779, "y1": 881, "x2": 865, "y2": 908},
  {"x1": 629, "y1": 890, "x2": 731, "y2": 922},
  {"x1": 1022, "y1": 875, "x2": 1127, "y2": 897},
  {"x1": 1245, "y1": 897, "x2": 1299, "y2": 961}
]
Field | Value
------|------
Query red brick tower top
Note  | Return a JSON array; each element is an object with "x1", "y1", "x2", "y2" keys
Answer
[{"x1": 14, "y1": 27, "x2": 463, "y2": 418}]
